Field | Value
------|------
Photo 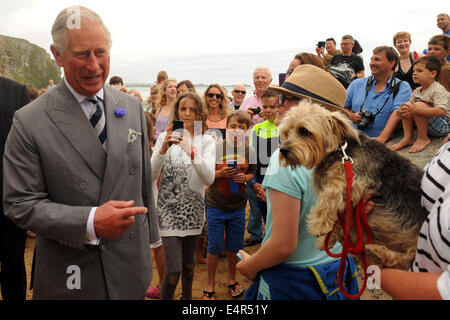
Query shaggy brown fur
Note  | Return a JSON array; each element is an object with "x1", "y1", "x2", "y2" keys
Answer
[{"x1": 278, "y1": 102, "x2": 428, "y2": 269}]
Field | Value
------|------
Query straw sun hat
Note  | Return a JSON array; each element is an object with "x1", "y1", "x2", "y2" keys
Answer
[{"x1": 268, "y1": 64, "x2": 348, "y2": 116}]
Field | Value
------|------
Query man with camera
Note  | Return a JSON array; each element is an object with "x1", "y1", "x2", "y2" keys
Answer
[
  {"x1": 316, "y1": 38, "x2": 342, "y2": 67},
  {"x1": 344, "y1": 46, "x2": 411, "y2": 140}
]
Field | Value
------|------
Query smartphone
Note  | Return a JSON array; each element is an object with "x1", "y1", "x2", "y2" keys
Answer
[
  {"x1": 227, "y1": 160, "x2": 238, "y2": 175},
  {"x1": 173, "y1": 120, "x2": 184, "y2": 131},
  {"x1": 236, "y1": 252, "x2": 243, "y2": 260},
  {"x1": 172, "y1": 120, "x2": 184, "y2": 141}
]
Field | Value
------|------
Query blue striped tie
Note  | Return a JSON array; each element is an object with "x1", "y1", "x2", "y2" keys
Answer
[{"x1": 86, "y1": 97, "x2": 107, "y2": 148}]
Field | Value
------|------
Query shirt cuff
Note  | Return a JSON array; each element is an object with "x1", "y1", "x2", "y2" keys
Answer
[
  {"x1": 85, "y1": 207, "x2": 100, "y2": 245},
  {"x1": 437, "y1": 266, "x2": 450, "y2": 300}
]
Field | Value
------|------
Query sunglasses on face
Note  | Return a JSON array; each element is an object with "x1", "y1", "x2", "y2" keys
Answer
[
  {"x1": 233, "y1": 90, "x2": 246, "y2": 95},
  {"x1": 278, "y1": 93, "x2": 299, "y2": 106},
  {"x1": 207, "y1": 93, "x2": 223, "y2": 99}
]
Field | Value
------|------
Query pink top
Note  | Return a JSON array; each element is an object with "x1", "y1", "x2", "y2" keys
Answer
[
  {"x1": 240, "y1": 91, "x2": 264, "y2": 126},
  {"x1": 206, "y1": 117, "x2": 227, "y2": 129},
  {"x1": 206, "y1": 117, "x2": 227, "y2": 142}
]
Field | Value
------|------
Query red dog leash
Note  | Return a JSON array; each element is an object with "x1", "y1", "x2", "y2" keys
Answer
[{"x1": 323, "y1": 141, "x2": 373, "y2": 299}]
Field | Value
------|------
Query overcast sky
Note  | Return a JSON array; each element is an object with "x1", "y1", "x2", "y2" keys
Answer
[{"x1": 0, "y1": 0, "x2": 447, "y2": 85}]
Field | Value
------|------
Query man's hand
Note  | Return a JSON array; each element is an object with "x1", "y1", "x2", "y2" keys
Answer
[
  {"x1": 94, "y1": 200, "x2": 148, "y2": 239},
  {"x1": 349, "y1": 111, "x2": 362, "y2": 123}
]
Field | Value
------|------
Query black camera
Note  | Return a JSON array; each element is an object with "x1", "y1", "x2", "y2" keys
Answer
[
  {"x1": 250, "y1": 107, "x2": 261, "y2": 115},
  {"x1": 317, "y1": 41, "x2": 326, "y2": 48},
  {"x1": 358, "y1": 111, "x2": 375, "y2": 130}
]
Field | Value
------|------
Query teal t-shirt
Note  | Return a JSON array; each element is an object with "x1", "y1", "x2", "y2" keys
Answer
[{"x1": 258, "y1": 149, "x2": 341, "y2": 298}]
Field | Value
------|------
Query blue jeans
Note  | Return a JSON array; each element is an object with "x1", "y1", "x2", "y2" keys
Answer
[{"x1": 246, "y1": 184, "x2": 264, "y2": 241}]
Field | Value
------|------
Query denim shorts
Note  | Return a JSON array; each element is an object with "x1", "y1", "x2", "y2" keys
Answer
[
  {"x1": 206, "y1": 204, "x2": 245, "y2": 254},
  {"x1": 428, "y1": 115, "x2": 450, "y2": 137}
]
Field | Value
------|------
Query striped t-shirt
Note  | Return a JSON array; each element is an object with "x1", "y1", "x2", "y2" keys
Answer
[
  {"x1": 420, "y1": 141, "x2": 450, "y2": 212},
  {"x1": 413, "y1": 140, "x2": 450, "y2": 299}
]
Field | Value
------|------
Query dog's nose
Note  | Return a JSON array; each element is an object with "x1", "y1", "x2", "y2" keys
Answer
[{"x1": 280, "y1": 146, "x2": 290, "y2": 157}]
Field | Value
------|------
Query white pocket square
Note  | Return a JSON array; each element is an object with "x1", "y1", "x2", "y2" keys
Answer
[{"x1": 128, "y1": 129, "x2": 142, "y2": 143}]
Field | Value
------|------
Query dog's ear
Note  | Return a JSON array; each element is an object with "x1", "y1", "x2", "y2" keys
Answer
[{"x1": 328, "y1": 111, "x2": 360, "y2": 144}]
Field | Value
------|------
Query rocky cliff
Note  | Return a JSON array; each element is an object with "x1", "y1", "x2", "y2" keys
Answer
[{"x1": 0, "y1": 34, "x2": 61, "y2": 88}]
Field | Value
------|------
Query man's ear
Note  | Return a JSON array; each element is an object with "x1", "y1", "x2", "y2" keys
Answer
[{"x1": 50, "y1": 44, "x2": 64, "y2": 67}]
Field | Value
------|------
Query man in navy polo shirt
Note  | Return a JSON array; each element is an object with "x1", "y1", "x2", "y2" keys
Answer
[{"x1": 344, "y1": 46, "x2": 411, "y2": 142}]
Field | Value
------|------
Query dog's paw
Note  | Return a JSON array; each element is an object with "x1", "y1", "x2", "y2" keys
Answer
[{"x1": 365, "y1": 244, "x2": 411, "y2": 269}]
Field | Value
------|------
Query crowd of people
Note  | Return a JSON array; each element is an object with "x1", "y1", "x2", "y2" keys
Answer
[{"x1": 0, "y1": 6, "x2": 449, "y2": 301}]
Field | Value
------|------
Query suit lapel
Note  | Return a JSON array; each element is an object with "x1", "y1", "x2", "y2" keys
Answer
[
  {"x1": 46, "y1": 81, "x2": 106, "y2": 181},
  {"x1": 99, "y1": 86, "x2": 128, "y2": 201}
]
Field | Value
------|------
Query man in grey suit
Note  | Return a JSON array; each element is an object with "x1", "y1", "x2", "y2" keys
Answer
[{"x1": 2, "y1": 6, "x2": 158, "y2": 299}]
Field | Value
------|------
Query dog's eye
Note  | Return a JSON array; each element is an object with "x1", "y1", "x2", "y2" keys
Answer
[{"x1": 299, "y1": 127, "x2": 311, "y2": 136}]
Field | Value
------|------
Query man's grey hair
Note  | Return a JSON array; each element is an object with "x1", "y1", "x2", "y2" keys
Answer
[
  {"x1": 437, "y1": 13, "x2": 449, "y2": 18},
  {"x1": 51, "y1": 6, "x2": 112, "y2": 54},
  {"x1": 253, "y1": 67, "x2": 272, "y2": 80}
]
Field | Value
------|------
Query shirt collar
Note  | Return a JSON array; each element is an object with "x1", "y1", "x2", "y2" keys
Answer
[
  {"x1": 64, "y1": 77, "x2": 104, "y2": 103},
  {"x1": 372, "y1": 72, "x2": 395, "y2": 89}
]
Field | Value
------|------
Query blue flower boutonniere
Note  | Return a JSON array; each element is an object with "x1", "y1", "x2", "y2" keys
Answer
[{"x1": 114, "y1": 108, "x2": 127, "y2": 117}]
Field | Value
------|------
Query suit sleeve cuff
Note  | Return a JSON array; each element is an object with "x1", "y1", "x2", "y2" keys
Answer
[{"x1": 85, "y1": 207, "x2": 100, "y2": 245}]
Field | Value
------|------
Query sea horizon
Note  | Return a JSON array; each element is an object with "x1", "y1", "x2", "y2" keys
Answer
[{"x1": 126, "y1": 83, "x2": 256, "y2": 102}]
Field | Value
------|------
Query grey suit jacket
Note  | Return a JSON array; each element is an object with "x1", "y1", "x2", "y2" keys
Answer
[{"x1": 2, "y1": 81, "x2": 159, "y2": 299}]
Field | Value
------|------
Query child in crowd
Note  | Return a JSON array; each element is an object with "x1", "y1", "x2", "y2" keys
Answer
[
  {"x1": 248, "y1": 90, "x2": 280, "y2": 222},
  {"x1": 151, "y1": 92, "x2": 216, "y2": 300},
  {"x1": 427, "y1": 34, "x2": 450, "y2": 91},
  {"x1": 204, "y1": 110, "x2": 256, "y2": 300},
  {"x1": 144, "y1": 111, "x2": 165, "y2": 299},
  {"x1": 391, "y1": 56, "x2": 450, "y2": 153}
]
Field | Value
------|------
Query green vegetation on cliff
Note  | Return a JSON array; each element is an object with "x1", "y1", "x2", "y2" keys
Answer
[{"x1": 0, "y1": 34, "x2": 61, "y2": 88}]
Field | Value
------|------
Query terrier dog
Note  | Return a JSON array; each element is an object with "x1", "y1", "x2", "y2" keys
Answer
[{"x1": 278, "y1": 101, "x2": 428, "y2": 269}]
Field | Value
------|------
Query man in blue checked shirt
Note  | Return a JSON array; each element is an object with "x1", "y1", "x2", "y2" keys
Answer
[{"x1": 343, "y1": 46, "x2": 412, "y2": 143}]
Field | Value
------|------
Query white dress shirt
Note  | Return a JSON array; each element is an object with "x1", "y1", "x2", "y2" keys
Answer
[{"x1": 64, "y1": 78, "x2": 104, "y2": 245}]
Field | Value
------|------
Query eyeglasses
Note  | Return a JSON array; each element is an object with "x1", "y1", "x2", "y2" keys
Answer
[
  {"x1": 233, "y1": 90, "x2": 246, "y2": 95},
  {"x1": 278, "y1": 93, "x2": 299, "y2": 106},
  {"x1": 207, "y1": 93, "x2": 223, "y2": 99}
]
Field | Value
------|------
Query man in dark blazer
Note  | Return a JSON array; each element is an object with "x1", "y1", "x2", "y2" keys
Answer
[
  {"x1": 0, "y1": 76, "x2": 30, "y2": 300},
  {"x1": 3, "y1": 6, "x2": 158, "y2": 299}
]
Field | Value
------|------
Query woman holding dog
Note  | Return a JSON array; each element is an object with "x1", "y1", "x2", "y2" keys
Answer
[{"x1": 237, "y1": 65, "x2": 360, "y2": 300}]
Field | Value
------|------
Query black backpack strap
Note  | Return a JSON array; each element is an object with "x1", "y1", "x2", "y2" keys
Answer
[{"x1": 392, "y1": 80, "x2": 402, "y2": 100}]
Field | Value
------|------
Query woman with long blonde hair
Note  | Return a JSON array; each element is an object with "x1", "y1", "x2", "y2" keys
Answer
[{"x1": 155, "y1": 79, "x2": 177, "y2": 140}]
